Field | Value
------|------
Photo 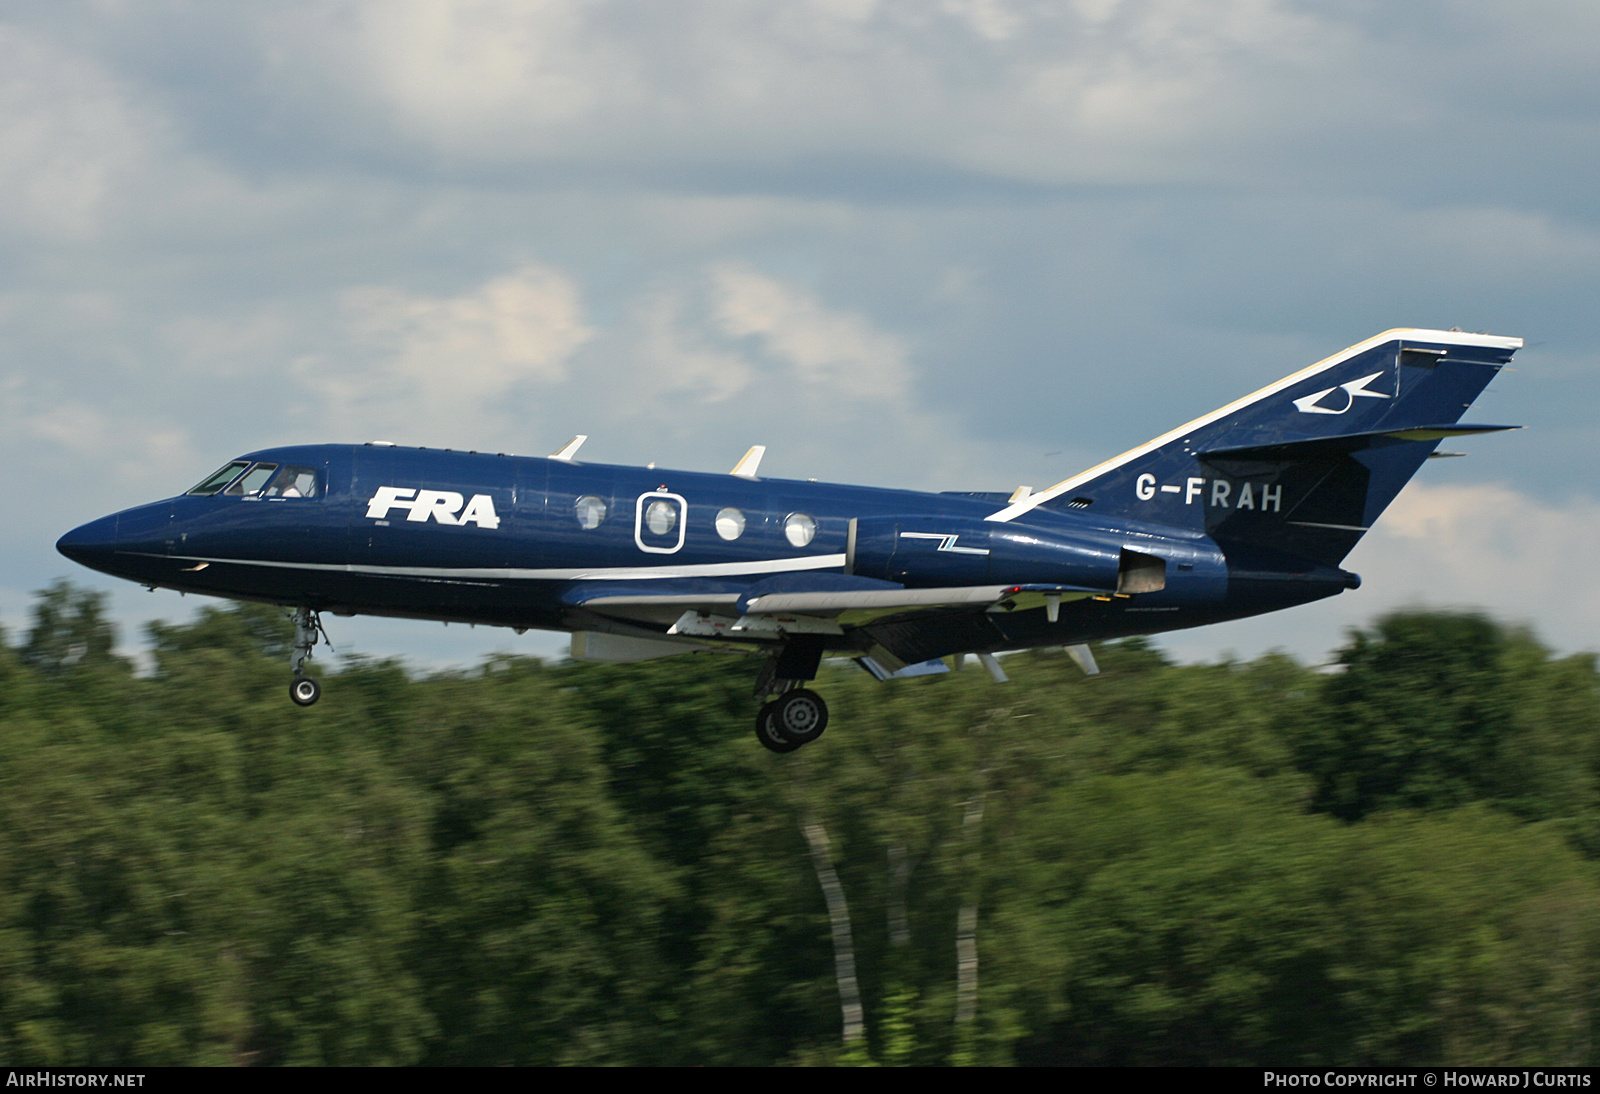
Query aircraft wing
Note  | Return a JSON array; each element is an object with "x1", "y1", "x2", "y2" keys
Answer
[
  {"x1": 561, "y1": 585, "x2": 741, "y2": 627},
  {"x1": 562, "y1": 578, "x2": 1099, "y2": 667}
]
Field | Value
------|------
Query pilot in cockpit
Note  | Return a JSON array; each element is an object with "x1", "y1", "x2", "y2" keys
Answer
[{"x1": 263, "y1": 466, "x2": 318, "y2": 499}]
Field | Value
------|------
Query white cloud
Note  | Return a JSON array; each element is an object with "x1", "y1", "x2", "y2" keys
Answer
[
  {"x1": 15, "y1": 0, "x2": 1600, "y2": 204},
  {"x1": 707, "y1": 262, "x2": 910, "y2": 399},
  {"x1": 0, "y1": 25, "x2": 154, "y2": 240},
  {"x1": 630, "y1": 286, "x2": 756, "y2": 404},
  {"x1": 350, "y1": 0, "x2": 606, "y2": 139},
  {"x1": 295, "y1": 264, "x2": 594, "y2": 446},
  {"x1": 1359, "y1": 482, "x2": 1600, "y2": 639},
  {"x1": 205, "y1": 0, "x2": 1346, "y2": 182},
  {"x1": 581, "y1": 261, "x2": 915, "y2": 414},
  {"x1": 504, "y1": 259, "x2": 1038, "y2": 491},
  {"x1": 18, "y1": 396, "x2": 192, "y2": 477},
  {"x1": 1161, "y1": 482, "x2": 1600, "y2": 664},
  {"x1": 1240, "y1": 200, "x2": 1600, "y2": 287},
  {"x1": 253, "y1": 0, "x2": 1560, "y2": 189},
  {"x1": 6, "y1": 394, "x2": 201, "y2": 547},
  {"x1": 939, "y1": 0, "x2": 1024, "y2": 42}
]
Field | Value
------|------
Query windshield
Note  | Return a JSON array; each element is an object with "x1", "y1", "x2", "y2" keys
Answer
[
  {"x1": 225, "y1": 463, "x2": 278, "y2": 495},
  {"x1": 187, "y1": 461, "x2": 250, "y2": 496},
  {"x1": 186, "y1": 461, "x2": 321, "y2": 498}
]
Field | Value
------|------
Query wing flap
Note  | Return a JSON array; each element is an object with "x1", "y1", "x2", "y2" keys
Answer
[
  {"x1": 745, "y1": 584, "x2": 1012, "y2": 614},
  {"x1": 749, "y1": 583, "x2": 1099, "y2": 626}
]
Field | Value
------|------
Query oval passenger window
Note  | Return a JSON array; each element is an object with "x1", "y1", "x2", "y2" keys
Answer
[
  {"x1": 715, "y1": 507, "x2": 745, "y2": 541},
  {"x1": 784, "y1": 513, "x2": 816, "y2": 547},
  {"x1": 575, "y1": 495, "x2": 607, "y2": 529}
]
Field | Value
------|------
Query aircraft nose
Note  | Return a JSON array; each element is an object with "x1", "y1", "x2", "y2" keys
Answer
[{"x1": 56, "y1": 514, "x2": 121, "y2": 573}]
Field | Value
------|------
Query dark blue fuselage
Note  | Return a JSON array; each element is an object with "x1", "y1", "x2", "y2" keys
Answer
[{"x1": 57, "y1": 441, "x2": 1349, "y2": 662}]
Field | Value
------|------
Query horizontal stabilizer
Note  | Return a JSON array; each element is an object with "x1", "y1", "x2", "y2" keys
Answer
[
  {"x1": 1379, "y1": 424, "x2": 1520, "y2": 441},
  {"x1": 1202, "y1": 424, "x2": 1519, "y2": 462}
]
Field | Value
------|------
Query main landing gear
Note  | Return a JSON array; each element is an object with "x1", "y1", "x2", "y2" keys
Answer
[
  {"x1": 289, "y1": 606, "x2": 328, "y2": 707},
  {"x1": 754, "y1": 687, "x2": 830, "y2": 754},
  {"x1": 752, "y1": 636, "x2": 831, "y2": 753}
]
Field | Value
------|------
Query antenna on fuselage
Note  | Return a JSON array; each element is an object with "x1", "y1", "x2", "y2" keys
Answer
[
  {"x1": 549, "y1": 435, "x2": 588, "y2": 461},
  {"x1": 730, "y1": 445, "x2": 766, "y2": 478}
]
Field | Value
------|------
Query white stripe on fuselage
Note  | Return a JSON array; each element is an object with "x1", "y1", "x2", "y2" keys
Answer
[{"x1": 147, "y1": 552, "x2": 849, "y2": 581}]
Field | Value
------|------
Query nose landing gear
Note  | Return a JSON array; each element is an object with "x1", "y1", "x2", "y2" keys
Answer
[
  {"x1": 290, "y1": 675, "x2": 321, "y2": 706},
  {"x1": 289, "y1": 606, "x2": 329, "y2": 706}
]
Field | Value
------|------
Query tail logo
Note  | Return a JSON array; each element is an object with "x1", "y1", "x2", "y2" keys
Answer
[{"x1": 1292, "y1": 372, "x2": 1391, "y2": 415}]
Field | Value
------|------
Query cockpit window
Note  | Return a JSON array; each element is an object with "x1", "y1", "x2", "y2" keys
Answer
[
  {"x1": 187, "y1": 460, "x2": 323, "y2": 500},
  {"x1": 225, "y1": 463, "x2": 279, "y2": 495},
  {"x1": 263, "y1": 466, "x2": 320, "y2": 498},
  {"x1": 188, "y1": 461, "x2": 251, "y2": 496}
]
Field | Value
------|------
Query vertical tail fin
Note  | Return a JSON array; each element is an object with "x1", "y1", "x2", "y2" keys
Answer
[{"x1": 989, "y1": 329, "x2": 1522, "y2": 565}]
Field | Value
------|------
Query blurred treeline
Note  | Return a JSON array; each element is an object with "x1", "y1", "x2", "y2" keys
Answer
[{"x1": 4, "y1": 582, "x2": 1600, "y2": 1066}]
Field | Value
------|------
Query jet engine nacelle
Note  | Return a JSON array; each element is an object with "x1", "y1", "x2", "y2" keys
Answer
[{"x1": 847, "y1": 515, "x2": 1163, "y2": 593}]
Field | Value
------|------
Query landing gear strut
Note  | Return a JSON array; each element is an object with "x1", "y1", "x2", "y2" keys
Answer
[
  {"x1": 289, "y1": 606, "x2": 328, "y2": 707},
  {"x1": 753, "y1": 687, "x2": 829, "y2": 753}
]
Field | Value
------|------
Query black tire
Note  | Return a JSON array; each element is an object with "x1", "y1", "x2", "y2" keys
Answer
[
  {"x1": 771, "y1": 689, "x2": 828, "y2": 745},
  {"x1": 290, "y1": 676, "x2": 321, "y2": 707},
  {"x1": 755, "y1": 701, "x2": 802, "y2": 753}
]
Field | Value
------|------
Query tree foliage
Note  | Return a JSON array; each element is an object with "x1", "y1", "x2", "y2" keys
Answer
[{"x1": 1, "y1": 589, "x2": 1598, "y2": 1065}]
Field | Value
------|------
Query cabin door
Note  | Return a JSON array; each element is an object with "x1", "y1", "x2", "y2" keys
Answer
[{"x1": 634, "y1": 491, "x2": 687, "y2": 554}]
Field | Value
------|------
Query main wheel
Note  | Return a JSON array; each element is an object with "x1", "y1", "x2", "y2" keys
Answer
[
  {"x1": 771, "y1": 689, "x2": 828, "y2": 746},
  {"x1": 290, "y1": 676, "x2": 321, "y2": 707},
  {"x1": 754, "y1": 701, "x2": 802, "y2": 753}
]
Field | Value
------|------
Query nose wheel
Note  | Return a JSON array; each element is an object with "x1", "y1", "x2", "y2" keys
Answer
[
  {"x1": 753, "y1": 688, "x2": 829, "y2": 753},
  {"x1": 289, "y1": 606, "x2": 330, "y2": 707}
]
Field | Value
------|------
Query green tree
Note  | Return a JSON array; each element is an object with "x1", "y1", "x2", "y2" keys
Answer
[
  {"x1": 1000, "y1": 774, "x2": 1600, "y2": 1066},
  {"x1": 998, "y1": 769, "x2": 1349, "y2": 1066},
  {"x1": 402, "y1": 661, "x2": 678, "y2": 1066},
  {"x1": 21, "y1": 581, "x2": 128, "y2": 679},
  {"x1": 1292, "y1": 611, "x2": 1519, "y2": 820}
]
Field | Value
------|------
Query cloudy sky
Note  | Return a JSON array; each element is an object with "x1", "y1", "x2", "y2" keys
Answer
[{"x1": 6, "y1": 0, "x2": 1598, "y2": 669}]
